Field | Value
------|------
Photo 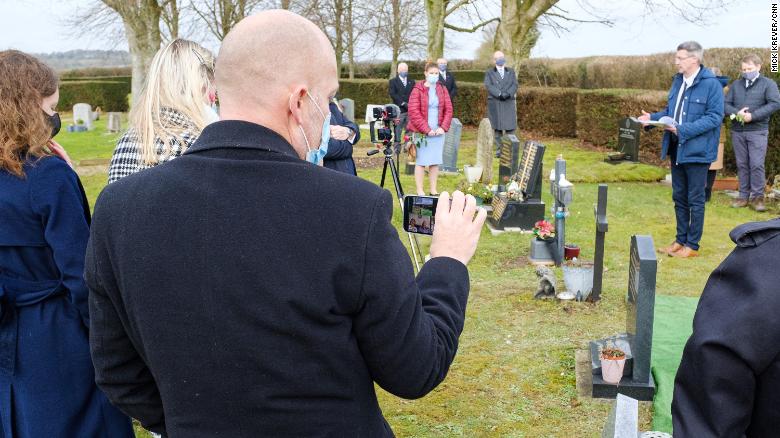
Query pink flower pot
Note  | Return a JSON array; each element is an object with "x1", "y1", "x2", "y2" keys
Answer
[{"x1": 601, "y1": 357, "x2": 626, "y2": 384}]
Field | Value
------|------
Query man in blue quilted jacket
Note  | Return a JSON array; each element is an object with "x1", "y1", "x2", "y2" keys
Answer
[{"x1": 638, "y1": 41, "x2": 724, "y2": 258}]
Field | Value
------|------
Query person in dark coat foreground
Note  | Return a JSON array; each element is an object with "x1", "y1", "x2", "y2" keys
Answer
[
  {"x1": 673, "y1": 218, "x2": 780, "y2": 437},
  {"x1": 0, "y1": 50, "x2": 133, "y2": 438},
  {"x1": 86, "y1": 10, "x2": 487, "y2": 438},
  {"x1": 323, "y1": 100, "x2": 360, "y2": 175}
]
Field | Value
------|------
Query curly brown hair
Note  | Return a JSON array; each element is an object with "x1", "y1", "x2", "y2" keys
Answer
[{"x1": 0, "y1": 50, "x2": 58, "y2": 177}]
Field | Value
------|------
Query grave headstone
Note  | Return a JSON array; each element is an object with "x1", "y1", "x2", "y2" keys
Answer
[
  {"x1": 73, "y1": 103, "x2": 94, "y2": 131},
  {"x1": 601, "y1": 394, "x2": 639, "y2": 438},
  {"x1": 107, "y1": 112, "x2": 122, "y2": 133},
  {"x1": 607, "y1": 117, "x2": 641, "y2": 163},
  {"x1": 476, "y1": 118, "x2": 494, "y2": 184},
  {"x1": 497, "y1": 134, "x2": 520, "y2": 192},
  {"x1": 589, "y1": 235, "x2": 657, "y2": 400},
  {"x1": 490, "y1": 140, "x2": 546, "y2": 232},
  {"x1": 339, "y1": 98, "x2": 355, "y2": 123},
  {"x1": 590, "y1": 184, "x2": 609, "y2": 302},
  {"x1": 440, "y1": 118, "x2": 462, "y2": 173}
]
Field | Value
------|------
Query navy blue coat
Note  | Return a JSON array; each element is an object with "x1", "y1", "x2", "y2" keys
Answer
[
  {"x1": 86, "y1": 121, "x2": 470, "y2": 437},
  {"x1": 650, "y1": 66, "x2": 724, "y2": 164},
  {"x1": 324, "y1": 101, "x2": 359, "y2": 175},
  {"x1": 673, "y1": 219, "x2": 780, "y2": 437},
  {"x1": 0, "y1": 156, "x2": 132, "y2": 438}
]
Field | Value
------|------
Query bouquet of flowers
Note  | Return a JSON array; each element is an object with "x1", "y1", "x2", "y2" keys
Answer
[
  {"x1": 730, "y1": 113, "x2": 746, "y2": 126},
  {"x1": 533, "y1": 220, "x2": 555, "y2": 241},
  {"x1": 456, "y1": 180, "x2": 494, "y2": 204}
]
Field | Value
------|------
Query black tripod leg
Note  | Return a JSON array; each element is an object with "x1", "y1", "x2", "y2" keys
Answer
[
  {"x1": 379, "y1": 157, "x2": 388, "y2": 188},
  {"x1": 387, "y1": 156, "x2": 404, "y2": 199}
]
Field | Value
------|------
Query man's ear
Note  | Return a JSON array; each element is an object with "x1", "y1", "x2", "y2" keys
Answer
[{"x1": 288, "y1": 86, "x2": 308, "y2": 125}]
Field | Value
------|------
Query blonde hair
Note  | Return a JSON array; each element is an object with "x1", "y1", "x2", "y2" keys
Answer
[{"x1": 131, "y1": 39, "x2": 215, "y2": 165}]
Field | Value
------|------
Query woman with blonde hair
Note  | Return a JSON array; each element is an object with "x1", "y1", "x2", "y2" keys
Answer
[
  {"x1": 0, "y1": 50, "x2": 133, "y2": 437},
  {"x1": 109, "y1": 38, "x2": 217, "y2": 183}
]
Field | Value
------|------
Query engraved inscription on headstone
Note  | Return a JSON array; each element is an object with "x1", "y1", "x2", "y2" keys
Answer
[
  {"x1": 498, "y1": 135, "x2": 520, "y2": 191},
  {"x1": 617, "y1": 117, "x2": 641, "y2": 162},
  {"x1": 476, "y1": 118, "x2": 494, "y2": 184},
  {"x1": 441, "y1": 118, "x2": 462, "y2": 173}
]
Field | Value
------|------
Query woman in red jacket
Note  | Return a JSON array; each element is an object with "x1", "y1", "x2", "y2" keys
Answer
[{"x1": 407, "y1": 62, "x2": 453, "y2": 195}]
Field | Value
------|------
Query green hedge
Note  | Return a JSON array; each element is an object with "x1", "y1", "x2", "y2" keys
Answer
[
  {"x1": 576, "y1": 89, "x2": 667, "y2": 162},
  {"x1": 517, "y1": 87, "x2": 578, "y2": 137},
  {"x1": 59, "y1": 80, "x2": 130, "y2": 112}
]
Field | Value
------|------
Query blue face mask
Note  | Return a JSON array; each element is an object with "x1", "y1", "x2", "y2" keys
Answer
[
  {"x1": 496, "y1": 58, "x2": 506, "y2": 67},
  {"x1": 426, "y1": 74, "x2": 439, "y2": 84},
  {"x1": 399, "y1": 72, "x2": 408, "y2": 78},
  {"x1": 296, "y1": 92, "x2": 331, "y2": 164},
  {"x1": 438, "y1": 64, "x2": 447, "y2": 72},
  {"x1": 742, "y1": 70, "x2": 759, "y2": 81}
]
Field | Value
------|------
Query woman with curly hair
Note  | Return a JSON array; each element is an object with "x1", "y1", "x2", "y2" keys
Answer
[
  {"x1": 0, "y1": 50, "x2": 133, "y2": 437},
  {"x1": 108, "y1": 39, "x2": 217, "y2": 183}
]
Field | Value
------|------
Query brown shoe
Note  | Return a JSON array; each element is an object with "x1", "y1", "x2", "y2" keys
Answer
[
  {"x1": 659, "y1": 242, "x2": 683, "y2": 255},
  {"x1": 731, "y1": 198, "x2": 749, "y2": 208},
  {"x1": 670, "y1": 246, "x2": 699, "y2": 258},
  {"x1": 751, "y1": 197, "x2": 767, "y2": 212}
]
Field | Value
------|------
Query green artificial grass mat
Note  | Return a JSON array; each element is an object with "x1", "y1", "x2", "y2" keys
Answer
[{"x1": 651, "y1": 294, "x2": 700, "y2": 434}]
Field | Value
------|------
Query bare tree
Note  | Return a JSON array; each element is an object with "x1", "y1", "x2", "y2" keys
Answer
[
  {"x1": 99, "y1": 0, "x2": 163, "y2": 102},
  {"x1": 425, "y1": 0, "x2": 498, "y2": 60},
  {"x1": 191, "y1": 0, "x2": 263, "y2": 41},
  {"x1": 495, "y1": 0, "x2": 730, "y2": 71},
  {"x1": 373, "y1": 0, "x2": 426, "y2": 77},
  {"x1": 160, "y1": 0, "x2": 181, "y2": 40}
]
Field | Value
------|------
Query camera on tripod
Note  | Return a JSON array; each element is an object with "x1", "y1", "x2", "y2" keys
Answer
[{"x1": 368, "y1": 104, "x2": 401, "y2": 147}]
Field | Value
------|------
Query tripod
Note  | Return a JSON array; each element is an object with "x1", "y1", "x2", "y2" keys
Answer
[{"x1": 367, "y1": 143, "x2": 424, "y2": 273}]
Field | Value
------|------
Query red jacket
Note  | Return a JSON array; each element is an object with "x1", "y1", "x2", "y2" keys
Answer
[{"x1": 406, "y1": 82, "x2": 453, "y2": 134}]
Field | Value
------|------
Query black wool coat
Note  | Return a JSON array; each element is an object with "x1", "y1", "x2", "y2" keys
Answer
[
  {"x1": 85, "y1": 120, "x2": 470, "y2": 438},
  {"x1": 388, "y1": 76, "x2": 415, "y2": 113},
  {"x1": 673, "y1": 218, "x2": 780, "y2": 437}
]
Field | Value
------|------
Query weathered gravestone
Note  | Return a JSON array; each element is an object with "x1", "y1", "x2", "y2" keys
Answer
[
  {"x1": 440, "y1": 118, "x2": 462, "y2": 174},
  {"x1": 590, "y1": 235, "x2": 656, "y2": 400},
  {"x1": 73, "y1": 103, "x2": 94, "y2": 130},
  {"x1": 107, "y1": 112, "x2": 122, "y2": 133},
  {"x1": 607, "y1": 117, "x2": 641, "y2": 163},
  {"x1": 476, "y1": 118, "x2": 494, "y2": 185},
  {"x1": 602, "y1": 394, "x2": 639, "y2": 438},
  {"x1": 339, "y1": 98, "x2": 355, "y2": 123}
]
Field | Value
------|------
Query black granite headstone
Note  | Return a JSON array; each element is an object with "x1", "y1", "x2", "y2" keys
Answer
[
  {"x1": 617, "y1": 117, "x2": 640, "y2": 162},
  {"x1": 590, "y1": 184, "x2": 608, "y2": 302},
  {"x1": 589, "y1": 235, "x2": 656, "y2": 400}
]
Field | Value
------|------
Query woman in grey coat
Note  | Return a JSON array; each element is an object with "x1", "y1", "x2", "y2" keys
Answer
[{"x1": 484, "y1": 50, "x2": 518, "y2": 157}]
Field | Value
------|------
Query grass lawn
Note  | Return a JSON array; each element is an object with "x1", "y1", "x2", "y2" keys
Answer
[{"x1": 60, "y1": 114, "x2": 772, "y2": 437}]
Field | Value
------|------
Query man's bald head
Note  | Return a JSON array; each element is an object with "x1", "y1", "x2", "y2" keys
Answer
[
  {"x1": 216, "y1": 10, "x2": 339, "y2": 157},
  {"x1": 493, "y1": 51, "x2": 505, "y2": 61},
  {"x1": 397, "y1": 63, "x2": 408, "y2": 74}
]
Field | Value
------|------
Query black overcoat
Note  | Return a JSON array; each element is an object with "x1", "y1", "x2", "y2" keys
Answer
[
  {"x1": 86, "y1": 120, "x2": 470, "y2": 437},
  {"x1": 673, "y1": 219, "x2": 780, "y2": 437}
]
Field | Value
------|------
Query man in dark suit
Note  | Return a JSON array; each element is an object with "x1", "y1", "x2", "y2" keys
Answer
[
  {"x1": 438, "y1": 57, "x2": 457, "y2": 103},
  {"x1": 484, "y1": 51, "x2": 518, "y2": 157},
  {"x1": 324, "y1": 100, "x2": 360, "y2": 175},
  {"x1": 86, "y1": 10, "x2": 487, "y2": 438},
  {"x1": 389, "y1": 62, "x2": 414, "y2": 144}
]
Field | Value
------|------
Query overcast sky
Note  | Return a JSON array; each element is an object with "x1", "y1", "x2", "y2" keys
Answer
[{"x1": 0, "y1": 0, "x2": 766, "y2": 60}]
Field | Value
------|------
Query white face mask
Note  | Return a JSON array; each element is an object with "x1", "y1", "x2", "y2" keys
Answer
[{"x1": 203, "y1": 103, "x2": 219, "y2": 125}]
